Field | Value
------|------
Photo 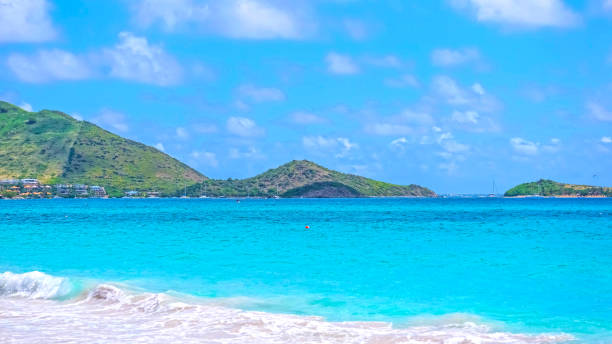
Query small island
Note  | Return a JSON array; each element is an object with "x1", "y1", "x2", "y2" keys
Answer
[{"x1": 505, "y1": 179, "x2": 611, "y2": 198}]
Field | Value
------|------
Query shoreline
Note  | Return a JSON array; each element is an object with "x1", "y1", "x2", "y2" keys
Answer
[{"x1": 0, "y1": 271, "x2": 574, "y2": 344}]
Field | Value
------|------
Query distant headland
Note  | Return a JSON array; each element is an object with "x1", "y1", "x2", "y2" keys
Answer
[{"x1": 504, "y1": 179, "x2": 611, "y2": 198}]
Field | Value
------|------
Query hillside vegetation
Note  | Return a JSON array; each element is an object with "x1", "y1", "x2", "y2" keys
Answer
[
  {"x1": 189, "y1": 160, "x2": 436, "y2": 197},
  {"x1": 0, "y1": 101, "x2": 206, "y2": 196},
  {"x1": 505, "y1": 179, "x2": 611, "y2": 197},
  {"x1": 1, "y1": 101, "x2": 435, "y2": 198}
]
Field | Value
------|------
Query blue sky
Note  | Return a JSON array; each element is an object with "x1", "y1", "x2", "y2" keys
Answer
[{"x1": 1, "y1": 0, "x2": 612, "y2": 193}]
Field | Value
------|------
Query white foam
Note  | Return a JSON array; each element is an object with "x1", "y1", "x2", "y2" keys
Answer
[
  {"x1": 0, "y1": 271, "x2": 575, "y2": 344},
  {"x1": 0, "y1": 271, "x2": 72, "y2": 299}
]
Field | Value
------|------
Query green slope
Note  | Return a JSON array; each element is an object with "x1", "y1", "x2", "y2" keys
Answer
[
  {"x1": 1, "y1": 101, "x2": 435, "y2": 198},
  {"x1": 0, "y1": 101, "x2": 206, "y2": 196},
  {"x1": 504, "y1": 179, "x2": 611, "y2": 197},
  {"x1": 190, "y1": 160, "x2": 436, "y2": 197}
]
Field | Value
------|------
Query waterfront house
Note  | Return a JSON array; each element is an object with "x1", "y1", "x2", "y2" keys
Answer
[
  {"x1": 125, "y1": 190, "x2": 139, "y2": 197},
  {"x1": 74, "y1": 184, "x2": 89, "y2": 197},
  {"x1": 90, "y1": 186, "x2": 107, "y2": 198},
  {"x1": 55, "y1": 184, "x2": 73, "y2": 196}
]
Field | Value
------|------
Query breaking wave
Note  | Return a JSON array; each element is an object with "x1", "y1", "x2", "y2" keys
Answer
[
  {"x1": 0, "y1": 271, "x2": 73, "y2": 299},
  {"x1": 0, "y1": 271, "x2": 575, "y2": 344}
]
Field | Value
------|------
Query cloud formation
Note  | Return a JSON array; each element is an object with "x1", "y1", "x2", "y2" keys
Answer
[
  {"x1": 190, "y1": 150, "x2": 218, "y2": 167},
  {"x1": 0, "y1": 0, "x2": 57, "y2": 42},
  {"x1": 326, "y1": 52, "x2": 359, "y2": 75},
  {"x1": 432, "y1": 76, "x2": 499, "y2": 113},
  {"x1": 290, "y1": 111, "x2": 327, "y2": 125},
  {"x1": 431, "y1": 48, "x2": 480, "y2": 67},
  {"x1": 450, "y1": 0, "x2": 579, "y2": 28},
  {"x1": 366, "y1": 110, "x2": 434, "y2": 136},
  {"x1": 238, "y1": 84, "x2": 285, "y2": 102},
  {"x1": 92, "y1": 109, "x2": 129, "y2": 133},
  {"x1": 104, "y1": 32, "x2": 182, "y2": 86},
  {"x1": 302, "y1": 136, "x2": 358, "y2": 158},
  {"x1": 7, "y1": 50, "x2": 92, "y2": 83},
  {"x1": 587, "y1": 102, "x2": 612, "y2": 121},
  {"x1": 133, "y1": 0, "x2": 312, "y2": 39},
  {"x1": 227, "y1": 116, "x2": 264, "y2": 137},
  {"x1": 19, "y1": 103, "x2": 33, "y2": 112},
  {"x1": 385, "y1": 74, "x2": 419, "y2": 88},
  {"x1": 6, "y1": 32, "x2": 181, "y2": 86},
  {"x1": 510, "y1": 137, "x2": 538, "y2": 155}
]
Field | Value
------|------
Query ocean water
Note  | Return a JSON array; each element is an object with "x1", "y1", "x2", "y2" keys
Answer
[{"x1": 0, "y1": 198, "x2": 610, "y2": 343}]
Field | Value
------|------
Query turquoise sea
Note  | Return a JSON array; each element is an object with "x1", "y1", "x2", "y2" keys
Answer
[{"x1": 1, "y1": 198, "x2": 611, "y2": 343}]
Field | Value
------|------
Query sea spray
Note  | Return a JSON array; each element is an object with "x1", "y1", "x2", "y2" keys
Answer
[
  {"x1": 0, "y1": 271, "x2": 73, "y2": 299},
  {"x1": 0, "y1": 271, "x2": 575, "y2": 344}
]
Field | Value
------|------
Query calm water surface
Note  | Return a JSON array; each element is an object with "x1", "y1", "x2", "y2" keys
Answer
[{"x1": 0, "y1": 198, "x2": 611, "y2": 343}]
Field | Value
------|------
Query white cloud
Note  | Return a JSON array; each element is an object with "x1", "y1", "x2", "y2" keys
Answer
[
  {"x1": 365, "y1": 55, "x2": 403, "y2": 68},
  {"x1": 605, "y1": 0, "x2": 612, "y2": 10},
  {"x1": 326, "y1": 52, "x2": 359, "y2": 75},
  {"x1": 441, "y1": 140, "x2": 470, "y2": 153},
  {"x1": 431, "y1": 48, "x2": 480, "y2": 67},
  {"x1": 432, "y1": 76, "x2": 499, "y2": 112},
  {"x1": 7, "y1": 49, "x2": 92, "y2": 83},
  {"x1": 587, "y1": 102, "x2": 612, "y2": 121},
  {"x1": 0, "y1": 0, "x2": 57, "y2": 42},
  {"x1": 522, "y1": 85, "x2": 559, "y2": 102},
  {"x1": 133, "y1": 0, "x2": 208, "y2": 30},
  {"x1": 190, "y1": 150, "x2": 218, "y2": 167},
  {"x1": 601, "y1": 136, "x2": 612, "y2": 144},
  {"x1": 302, "y1": 136, "x2": 358, "y2": 157},
  {"x1": 226, "y1": 116, "x2": 264, "y2": 137},
  {"x1": 366, "y1": 110, "x2": 434, "y2": 136},
  {"x1": 175, "y1": 127, "x2": 189, "y2": 139},
  {"x1": 472, "y1": 83, "x2": 486, "y2": 95},
  {"x1": 451, "y1": 110, "x2": 480, "y2": 124},
  {"x1": 385, "y1": 74, "x2": 419, "y2": 88},
  {"x1": 450, "y1": 0, "x2": 579, "y2": 28},
  {"x1": 290, "y1": 111, "x2": 327, "y2": 125},
  {"x1": 390, "y1": 137, "x2": 410, "y2": 151},
  {"x1": 228, "y1": 146, "x2": 264, "y2": 159},
  {"x1": 400, "y1": 110, "x2": 434, "y2": 126},
  {"x1": 133, "y1": 0, "x2": 311, "y2": 39},
  {"x1": 510, "y1": 137, "x2": 538, "y2": 155},
  {"x1": 193, "y1": 123, "x2": 218, "y2": 134},
  {"x1": 71, "y1": 113, "x2": 83, "y2": 121},
  {"x1": 238, "y1": 84, "x2": 285, "y2": 102},
  {"x1": 18, "y1": 103, "x2": 33, "y2": 112},
  {"x1": 154, "y1": 142, "x2": 165, "y2": 151},
  {"x1": 104, "y1": 32, "x2": 182, "y2": 86},
  {"x1": 343, "y1": 19, "x2": 369, "y2": 40},
  {"x1": 92, "y1": 109, "x2": 129, "y2": 133},
  {"x1": 541, "y1": 138, "x2": 561, "y2": 153},
  {"x1": 5, "y1": 33, "x2": 182, "y2": 86},
  {"x1": 429, "y1": 131, "x2": 470, "y2": 173},
  {"x1": 390, "y1": 137, "x2": 408, "y2": 146},
  {"x1": 437, "y1": 132, "x2": 470, "y2": 153},
  {"x1": 365, "y1": 123, "x2": 415, "y2": 136},
  {"x1": 432, "y1": 75, "x2": 470, "y2": 105}
]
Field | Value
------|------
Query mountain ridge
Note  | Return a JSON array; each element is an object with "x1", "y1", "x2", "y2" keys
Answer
[
  {"x1": 189, "y1": 160, "x2": 435, "y2": 198},
  {"x1": 0, "y1": 101, "x2": 435, "y2": 198},
  {"x1": 0, "y1": 101, "x2": 206, "y2": 196}
]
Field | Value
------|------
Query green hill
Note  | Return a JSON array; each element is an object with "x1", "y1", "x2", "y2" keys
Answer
[
  {"x1": 0, "y1": 101, "x2": 435, "y2": 198},
  {"x1": 190, "y1": 160, "x2": 436, "y2": 198},
  {"x1": 505, "y1": 179, "x2": 611, "y2": 197},
  {"x1": 0, "y1": 101, "x2": 206, "y2": 196}
]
